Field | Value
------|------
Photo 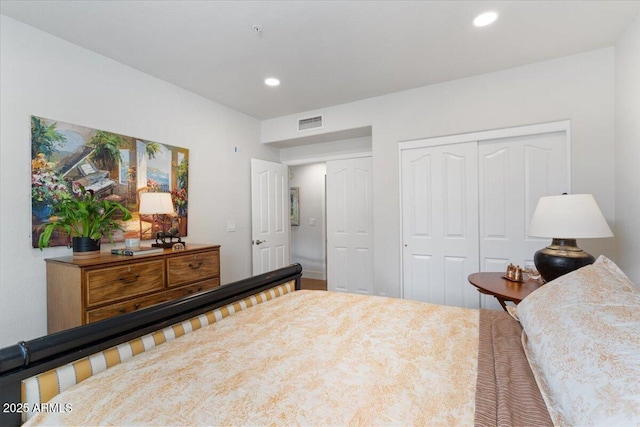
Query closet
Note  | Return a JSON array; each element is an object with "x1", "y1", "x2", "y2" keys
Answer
[{"x1": 400, "y1": 122, "x2": 570, "y2": 309}]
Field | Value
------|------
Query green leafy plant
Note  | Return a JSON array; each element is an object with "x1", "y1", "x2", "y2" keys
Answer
[
  {"x1": 31, "y1": 116, "x2": 65, "y2": 158},
  {"x1": 144, "y1": 141, "x2": 161, "y2": 159},
  {"x1": 88, "y1": 130, "x2": 125, "y2": 170},
  {"x1": 176, "y1": 158, "x2": 188, "y2": 189},
  {"x1": 38, "y1": 186, "x2": 132, "y2": 249}
]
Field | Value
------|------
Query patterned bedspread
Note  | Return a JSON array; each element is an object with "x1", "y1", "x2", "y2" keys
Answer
[{"x1": 25, "y1": 290, "x2": 480, "y2": 426}]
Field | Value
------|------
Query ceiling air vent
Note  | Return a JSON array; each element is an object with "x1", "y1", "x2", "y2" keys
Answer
[{"x1": 298, "y1": 115, "x2": 323, "y2": 131}]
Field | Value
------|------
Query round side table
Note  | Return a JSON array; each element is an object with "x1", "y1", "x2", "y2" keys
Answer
[{"x1": 467, "y1": 272, "x2": 544, "y2": 311}]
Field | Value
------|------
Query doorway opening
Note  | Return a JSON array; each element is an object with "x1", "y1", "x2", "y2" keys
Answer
[
  {"x1": 289, "y1": 163, "x2": 328, "y2": 290},
  {"x1": 276, "y1": 128, "x2": 373, "y2": 293}
]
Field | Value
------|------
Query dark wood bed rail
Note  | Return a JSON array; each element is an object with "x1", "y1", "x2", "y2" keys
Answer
[{"x1": 0, "y1": 263, "x2": 302, "y2": 426}]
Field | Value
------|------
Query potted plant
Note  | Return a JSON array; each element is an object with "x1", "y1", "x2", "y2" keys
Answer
[{"x1": 38, "y1": 185, "x2": 132, "y2": 258}]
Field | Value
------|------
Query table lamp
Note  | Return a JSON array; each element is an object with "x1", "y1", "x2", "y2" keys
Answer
[
  {"x1": 528, "y1": 194, "x2": 613, "y2": 282},
  {"x1": 139, "y1": 192, "x2": 175, "y2": 247}
]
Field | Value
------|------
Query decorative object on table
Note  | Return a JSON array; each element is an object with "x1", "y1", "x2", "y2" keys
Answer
[
  {"x1": 139, "y1": 192, "x2": 183, "y2": 248},
  {"x1": 37, "y1": 185, "x2": 132, "y2": 258},
  {"x1": 124, "y1": 238, "x2": 141, "y2": 250},
  {"x1": 528, "y1": 194, "x2": 613, "y2": 282},
  {"x1": 123, "y1": 230, "x2": 141, "y2": 251},
  {"x1": 503, "y1": 263, "x2": 524, "y2": 282},
  {"x1": 522, "y1": 267, "x2": 542, "y2": 281},
  {"x1": 290, "y1": 187, "x2": 300, "y2": 226},
  {"x1": 30, "y1": 115, "x2": 190, "y2": 248}
]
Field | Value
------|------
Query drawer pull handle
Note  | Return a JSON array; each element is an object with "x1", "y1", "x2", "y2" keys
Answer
[
  {"x1": 189, "y1": 261, "x2": 203, "y2": 269},
  {"x1": 134, "y1": 303, "x2": 141, "y2": 310},
  {"x1": 119, "y1": 273, "x2": 140, "y2": 284}
]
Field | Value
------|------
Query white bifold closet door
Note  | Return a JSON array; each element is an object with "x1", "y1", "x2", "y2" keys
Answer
[
  {"x1": 326, "y1": 157, "x2": 374, "y2": 294},
  {"x1": 478, "y1": 132, "x2": 568, "y2": 309},
  {"x1": 401, "y1": 142, "x2": 480, "y2": 308},
  {"x1": 401, "y1": 126, "x2": 569, "y2": 309}
]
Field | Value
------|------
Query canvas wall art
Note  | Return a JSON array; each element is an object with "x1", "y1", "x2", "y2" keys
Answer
[{"x1": 31, "y1": 116, "x2": 189, "y2": 247}]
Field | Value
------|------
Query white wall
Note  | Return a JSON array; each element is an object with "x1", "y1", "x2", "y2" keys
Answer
[
  {"x1": 280, "y1": 136, "x2": 372, "y2": 165},
  {"x1": 289, "y1": 163, "x2": 326, "y2": 280},
  {"x1": 0, "y1": 16, "x2": 279, "y2": 347},
  {"x1": 263, "y1": 48, "x2": 617, "y2": 297},
  {"x1": 615, "y1": 14, "x2": 640, "y2": 285}
]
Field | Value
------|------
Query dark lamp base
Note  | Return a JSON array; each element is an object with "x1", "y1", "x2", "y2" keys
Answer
[{"x1": 534, "y1": 238, "x2": 595, "y2": 283}]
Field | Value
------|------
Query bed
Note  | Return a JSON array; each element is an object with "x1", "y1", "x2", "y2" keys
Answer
[{"x1": 1, "y1": 257, "x2": 638, "y2": 426}]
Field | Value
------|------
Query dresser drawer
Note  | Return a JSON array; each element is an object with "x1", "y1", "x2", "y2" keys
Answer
[
  {"x1": 167, "y1": 250, "x2": 219, "y2": 287},
  {"x1": 85, "y1": 260, "x2": 165, "y2": 307},
  {"x1": 86, "y1": 292, "x2": 169, "y2": 323},
  {"x1": 165, "y1": 278, "x2": 220, "y2": 300}
]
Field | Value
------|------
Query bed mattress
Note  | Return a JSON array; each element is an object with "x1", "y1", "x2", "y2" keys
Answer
[{"x1": 24, "y1": 290, "x2": 480, "y2": 425}]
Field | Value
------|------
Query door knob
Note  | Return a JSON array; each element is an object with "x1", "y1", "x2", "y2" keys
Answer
[{"x1": 254, "y1": 239, "x2": 266, "y2": 245}]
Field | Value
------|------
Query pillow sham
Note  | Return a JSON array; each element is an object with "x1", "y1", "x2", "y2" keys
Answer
[{"x1": 517, "y1": 256, "x2": 640, "y2": 426}]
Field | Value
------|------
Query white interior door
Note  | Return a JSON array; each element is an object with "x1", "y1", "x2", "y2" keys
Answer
[
  {"x1": 326, "y1": 157, "x2": 374, "y2": 294},
  {"x1": 401, "y1": 142, "x2": 480, "y2": 308},
  {"x1": 478, "y1": 131, "x2": 569, "y2": 308},
  {"x1": 251, "y1": 159, "x2": 289, "y2": 275}
]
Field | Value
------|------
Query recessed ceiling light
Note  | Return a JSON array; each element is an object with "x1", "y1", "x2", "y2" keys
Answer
[
  {"x1": 264, "y1": 78, "x2": 280, "y2": 87},
  {"x1": 473, "y1": 12, "x2": 498, "y2": 27}
]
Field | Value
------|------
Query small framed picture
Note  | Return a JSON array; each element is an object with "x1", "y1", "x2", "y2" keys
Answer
[{"x1": 290, "y1": 187, "x2": 300, "y2": 226}]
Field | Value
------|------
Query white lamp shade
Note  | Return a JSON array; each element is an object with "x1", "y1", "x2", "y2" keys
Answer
[
  {"x1": 139, "y1": 192, "x2": 174, "y2": 214},
  {"x1": 528, "y1": 194, "x2": 613, "y2": 239}
]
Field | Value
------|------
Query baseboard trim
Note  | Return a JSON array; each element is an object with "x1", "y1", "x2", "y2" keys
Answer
[{"x1": 301, "y1": 270, "x2": 325, "y2": 280}]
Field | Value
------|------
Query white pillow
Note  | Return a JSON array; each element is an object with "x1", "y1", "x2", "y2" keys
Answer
[{"x1": 516, "y1": 256, "x2": 640, "y2": 426}]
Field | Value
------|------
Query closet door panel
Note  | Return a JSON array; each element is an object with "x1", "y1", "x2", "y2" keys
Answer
[
  {"x1": 405, "y1": 254, "x2": 432, "y2": 302},
  {"x1": 408, "y1": 153, "x2": 433, "y2": 237},
  {"x1": 479, "y1": 131, "x2": 569, "y2": 309},
  {"x1": 444, "y1": 256, "x2": 468, "y2": 308},
  {"x1": 481, "y1": 147, "x2": 509, "y2": 239},
  {"x1": 401, "y1": 142, "x2": 480, "y2": 308},
  {"x1": 443, "y1": 152, "x2": 467, "y2": 238}
]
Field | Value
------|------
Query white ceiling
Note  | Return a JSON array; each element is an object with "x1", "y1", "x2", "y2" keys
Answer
[{"x1": 1, "y1": 1, "x2": 638, "y2": 120}]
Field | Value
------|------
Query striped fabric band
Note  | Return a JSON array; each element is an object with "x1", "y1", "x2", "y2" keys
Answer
[{"x1": 21, "y1": 281, "x2": 294, "y2": 422}]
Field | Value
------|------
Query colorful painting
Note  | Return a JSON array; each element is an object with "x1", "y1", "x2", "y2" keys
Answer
[{"x1": 31, "y1": 116, "x2": 189, "y2": 247}]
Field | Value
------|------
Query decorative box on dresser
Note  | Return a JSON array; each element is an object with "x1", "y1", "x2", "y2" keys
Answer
[{"x1": 45, "y1": 244, "x2": 220, "y2": 333}]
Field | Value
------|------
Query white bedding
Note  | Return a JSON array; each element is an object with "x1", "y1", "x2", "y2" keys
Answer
[
  {"x1": 517, "y1": 256, "x2": 640, "y2": 426},
  {"x1": 24, "y1": 290, "x2": 480, "y2": 426}
]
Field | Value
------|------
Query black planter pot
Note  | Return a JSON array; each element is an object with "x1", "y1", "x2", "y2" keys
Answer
[{"x1": 72, "y1": 236, "x2": 101, "y2": 259}]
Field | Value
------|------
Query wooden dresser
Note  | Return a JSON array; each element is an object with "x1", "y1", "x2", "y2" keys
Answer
[{"x1": 45, "y1": 244, "x2": 220, "y2": 333}]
